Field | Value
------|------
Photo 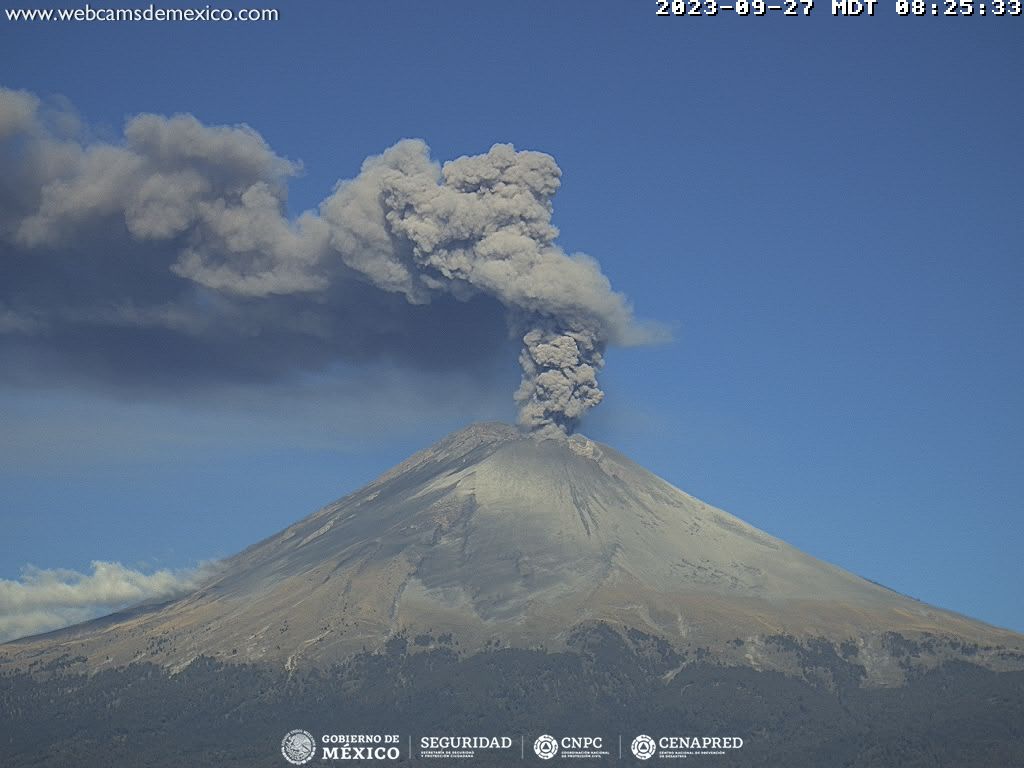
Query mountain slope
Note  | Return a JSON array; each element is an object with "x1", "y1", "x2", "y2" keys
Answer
[{"x1": 3, "y1": 422, "x2": 1022, "y2": 683}]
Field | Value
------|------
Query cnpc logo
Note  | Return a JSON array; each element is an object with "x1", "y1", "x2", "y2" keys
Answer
[
  {"x1": 533, "y1": 734, "x2": 605, "y2": 759},
  {"x1": 533, "y1": 734, "x2": 559, "y2": 759}
]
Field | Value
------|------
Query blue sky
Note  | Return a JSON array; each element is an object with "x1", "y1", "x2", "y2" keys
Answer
[{"x1": 1, "y1": 3, "x2": 1022, "y2": 633}]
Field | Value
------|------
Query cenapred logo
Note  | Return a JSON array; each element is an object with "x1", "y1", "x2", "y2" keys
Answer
[
  {"x1": 631, "y1": 734, "x2": 744, "y2": 759},
  {"x1": 533, "y1": 734, "x2": 559, "y2": 760},
  {"x1": 281, "y1": 729, "x2": 317, "y2": 765},
  {"x1": 631, "y1": 734, "x2": 657, "y2": 760}
]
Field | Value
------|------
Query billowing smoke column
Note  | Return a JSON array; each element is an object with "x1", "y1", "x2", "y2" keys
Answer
[
  {"x1": 516, "y1": 324, "x2": 605, "y2": 437},
  {"x1": 326, "y1": 141, "x2": 635, "y2": 436},
  {"x1": 0, "y1": 87, "x2": 656, "y2": 435}
]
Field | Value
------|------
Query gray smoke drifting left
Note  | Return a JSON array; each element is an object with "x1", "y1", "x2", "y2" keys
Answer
[{"x1": 0, "y1": 87, "x2": 660, "y2": 435}]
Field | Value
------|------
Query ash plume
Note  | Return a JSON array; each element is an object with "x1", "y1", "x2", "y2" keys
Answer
[
  {"x1": 515, "y1": 324, "x2": 605, "y2": 438},
  {"x1": 0, "y1": 87, "x2": 660, "y2": 433}
]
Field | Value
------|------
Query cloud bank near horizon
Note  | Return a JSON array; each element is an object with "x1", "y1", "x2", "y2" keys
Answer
[
  {"x1": 0, "y1": 560, "x2": 219, "y2": 643},
  {"x1": 0, "y1": 87, "x2": 663, "y2": 435}
]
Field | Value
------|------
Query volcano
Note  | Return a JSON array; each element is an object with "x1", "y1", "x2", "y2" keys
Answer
[
  {"x1": 6, "y1": 423, "x2": 1024, "y2": 768},
  {"x1": 5, "y1": 422, "x2": 1022, "y2": 685}
]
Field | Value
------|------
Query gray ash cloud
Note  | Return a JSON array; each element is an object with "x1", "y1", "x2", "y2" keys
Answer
[{"x1": 0, "y1": 87, "x2": 660, "y2": 433}]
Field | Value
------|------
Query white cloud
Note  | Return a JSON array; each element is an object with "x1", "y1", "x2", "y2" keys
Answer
[{"x1": 0, "y1": 560, "x2": 217, "y2": 642}]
